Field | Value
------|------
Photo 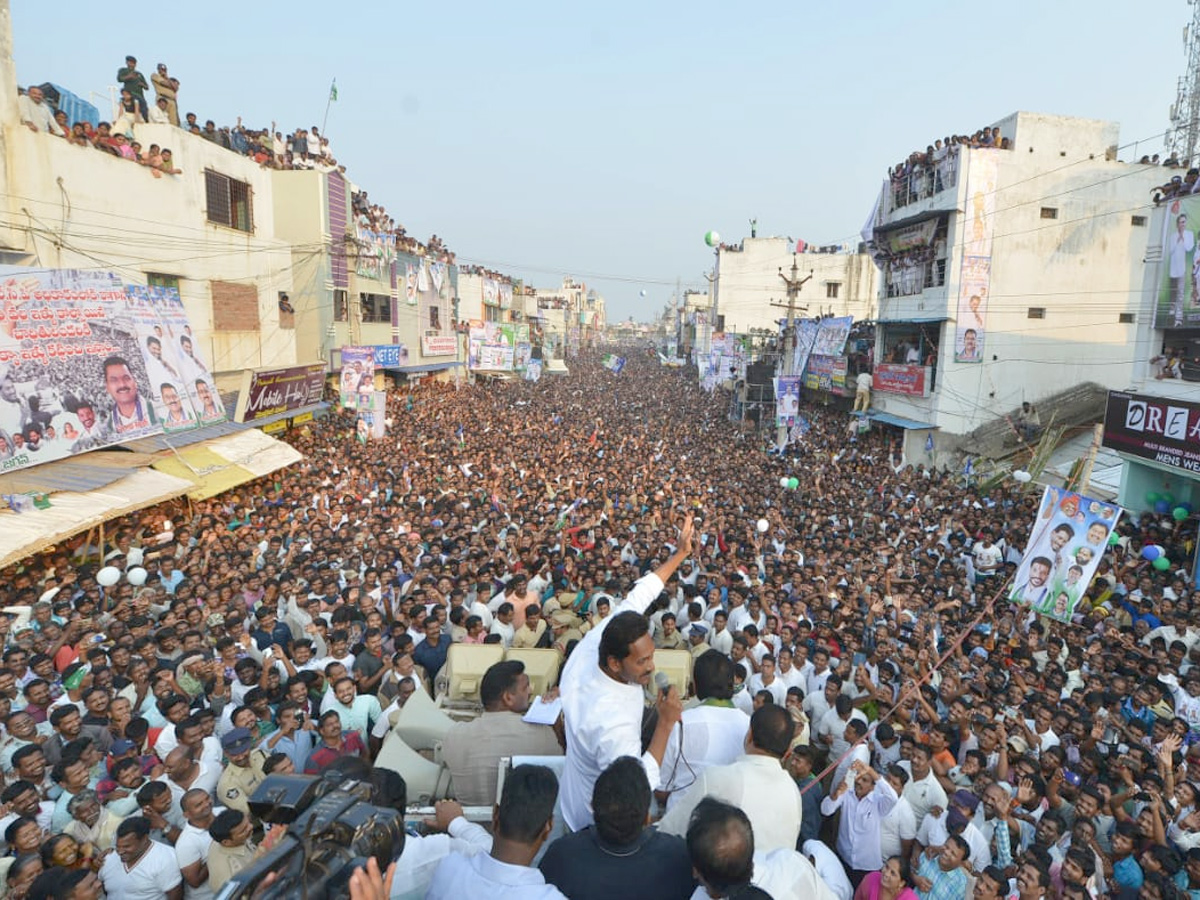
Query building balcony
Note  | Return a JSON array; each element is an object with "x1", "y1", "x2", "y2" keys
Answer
[
  {"x1": 882, "y1": 257, "x2": 947, "y2": 298},
  {"x1": 882, "y1": 148, "x2": 961, "y2": 218}
]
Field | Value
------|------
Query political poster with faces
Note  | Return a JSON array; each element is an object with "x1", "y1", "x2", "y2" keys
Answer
[
  {"x1": 0, "y1": 267, "x2": 212, "y2": 474},
  {"x1": 1008, "y1": 486, "x2": 1122, "y2": 623},
  {"x1": 338, "y1": 346, "x2": 375, "y2": 410},
  {"x1": 125, "y1": 285, "x2": 225, "y2": 433}
]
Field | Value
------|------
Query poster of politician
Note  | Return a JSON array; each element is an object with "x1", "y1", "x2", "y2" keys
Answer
[
  {"x1": 124, "y1": 285, "x2": 225, "y2": 432},
  {"x1": 1157, "y1": 195, "x2": 1200, "y2": 328},
  {"x1": 1008, "y1": 486, "x2": 1122, "y2": 623},
  {"x1": 775, "y1": 377, "x2": 801, "y2": 427},
  {"x1": 810, "y1": 316, "x2": 853, "y2": 358},
  {"x1": 339, "y1": 347, "x2": 375, "y2": 410},
  {"x1": 791, "y1": 319, "x2": 820, "y2": 379},
  {"x1": 0, "y1": 267, "x2": 180, "y2": 473}
]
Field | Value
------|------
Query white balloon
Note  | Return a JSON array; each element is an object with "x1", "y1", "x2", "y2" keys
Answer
[
  {"x1": 640, "y1": 290, "x2": 647, "y2": 297},
  {"x1": 96, "y1": 566, "x2": 121, "y2": 587},
  {"x1": 126, "y1": 548, "x2": 144, "y2": 566},
  {"x1": 756, "y1": 518, "x2": 770, "y2": 534},
  {"x1": 126, "y1": 567, "x2": 148, "y2": 586},
  {"x1": 1012, "y1": 470, "x2": 1032, "y2": 483},
  {"x1": 779, "y1": 477, "x2": 790, "y2": 488}
]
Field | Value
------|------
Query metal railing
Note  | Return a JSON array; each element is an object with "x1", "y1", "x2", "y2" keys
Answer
[{"x1": 885, "y1": 148, "x2": 961, "y2": 213}]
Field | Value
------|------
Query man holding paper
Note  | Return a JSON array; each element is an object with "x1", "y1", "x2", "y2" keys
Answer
[{"x1": 442, "y1": 660, "x2": 563, "y2": 805}]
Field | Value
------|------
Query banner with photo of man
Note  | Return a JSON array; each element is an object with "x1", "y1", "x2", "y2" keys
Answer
[
  {"x1": 791, "y1": 319, "x2": 820, "y2": 379},
  {"x1": 955, "y1": 150, "x2": 998, "y2": 356},
  {"x1": 0, "y1": 266, "x2": 203, "y2": 473},
  {"x1": 354, "y1": 225, "x2": 396, "y2": 281},
  {"x1": 810, "y1": 316, "x2": 853, "y2": 358},
  {"x1": 1157, "y1": 194, "x2": 1200, "y2": 328},
  {"x1": 1008, "y1": 486, "x2": 1122, "y2": 623},
  {"x1": 954, "y1": 256, "x2": 990, "y2": 363},
  {"x1": 775, "y1": 376, "x2": 801, "y2": 426},
  {"x1": 355, "y1": 390, "x2": 387, "y2": 443},
  {"x1": 124, "y1": 285, "x2": 225, "y2": 433},
  {"x1": 338, "y1": 346, "x2": 375, "y2": 410}
]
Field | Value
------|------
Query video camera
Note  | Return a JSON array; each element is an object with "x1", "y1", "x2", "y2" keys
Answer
[{"x1": 214, "y1": 772, "x2": 406, "y2": 900}]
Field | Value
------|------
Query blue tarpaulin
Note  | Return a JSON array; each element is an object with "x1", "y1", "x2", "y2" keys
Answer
[
  {"x1": 48, "y1": 84, "x2": 99, "y2": 128},
  {"x1": 868, "y1": 411, "x2": 936, "y2": 430}
]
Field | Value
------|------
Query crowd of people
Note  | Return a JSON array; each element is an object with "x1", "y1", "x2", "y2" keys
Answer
[
  {"x1": 16, "y1": 54, "x2": 467, "y2": 266},
  {"x1": 882, "y1": 249, "x2": 946, "y2": 298},
  {"x1": 17, "y1": 84, "x2": 182, "y2": 177},
  {"x1": 887, "y1": 130, "x2": 1012, "y2": 212},
  {"x1": 0, "y1": 350, "x2": 1197, "y2": 898},
  {"x1": 459, "y1": 265, "x2": 516, "y2": 284},
  {"x1": 1153, "y1": 169, "x2": 1200, "y2": 204},
  {"x1": 351, "y1": 191, "x2": 455, "y2": 266}
]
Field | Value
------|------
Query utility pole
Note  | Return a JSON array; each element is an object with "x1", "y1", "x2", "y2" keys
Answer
[
  {"x1": 1168, "y1": 3, "x2": 1200, "y2": 166},
  {"x1": 770, "y1": 255, "x2": 812, "y2": 448}
]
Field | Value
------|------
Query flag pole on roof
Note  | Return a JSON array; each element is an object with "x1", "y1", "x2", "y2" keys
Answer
[{"x1": 321, "y1": 78, "x2": 337, "y2": 137}]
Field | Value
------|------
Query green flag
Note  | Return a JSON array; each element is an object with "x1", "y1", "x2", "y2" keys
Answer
[{"x1": 329, "y1": 80, "x2": 338, "y2": 102}]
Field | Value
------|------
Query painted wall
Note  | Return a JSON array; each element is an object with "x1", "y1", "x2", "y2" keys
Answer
[{"x1": 715, "y1": 237, "x2": 877, "y2": 333}]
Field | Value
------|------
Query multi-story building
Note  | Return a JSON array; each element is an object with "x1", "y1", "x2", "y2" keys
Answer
[
  {"x1": 865, "y1": 112, "x2": 1164, "y2": 459},
  {"x1": 0, "y1": 112, "x2": 299, "y2": 392},
  {"x1": 457, "y1": 268, "x2": 516, "y2": 326},
  {"x1": 1100, "y1": 191, "x2": 1200, "y2": 516},
  {"x1": 713, "y1": 237, "x2": 877, "y2": 333},
  {"x1": 681, "y1": 289, "x2": 713, "y2": 359},
  {"x1": 272, "y1": 170, "x2": 459, "y2": 381},
  {"x1": 527, "y1": 278, "x2": 590, "y2": 358}
]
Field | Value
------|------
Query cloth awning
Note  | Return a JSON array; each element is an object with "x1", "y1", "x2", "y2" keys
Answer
[
  {"x1": 0, "y1": 450, "x2": 160, "y2": 495},
  {"x1": 874, "y1": 205, "x2": 958, "y2": 233},
  {"x1": 868, "y1": 411, "x2": 937, "y2": 430},
  {"x1": 150, "y1": 429, "x2": 303, "y2": 500},
  {"x1": 0, "y1": 467, "x2": 195, "y2": 567},
  {"x1": 119, "y1": 404, "x2": 328, "y2": 453}
]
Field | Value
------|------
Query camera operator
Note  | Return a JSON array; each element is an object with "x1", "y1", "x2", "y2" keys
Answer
[{"x1": 330, "y1": 758, "x2": 494, "y2": 900}]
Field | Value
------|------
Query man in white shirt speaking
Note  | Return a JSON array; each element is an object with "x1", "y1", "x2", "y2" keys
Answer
[{"x1": 559, "y1": 518, "x2": 694, "y2": 832}]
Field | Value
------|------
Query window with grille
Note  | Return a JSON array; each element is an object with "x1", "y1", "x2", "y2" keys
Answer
[
  {"x1": 1028, "y1": 307, "x2": 1046, "y2": 319},
  {"x1": 1039, "y1": 207, "x2": 1058, "y2": 220},
  {"x1": 1131, "y1": 215, "x2": 1147, "y2": 227},
  {"x1": 360, "y1": 292, "x2": 391, "y2": 323},
  {"x1": 205, "y1": 170, "x2": 254, "y2": 233},
  {"x1": 1119, "y1": 312, "x2": 1135, "y2": 323},
  {"x1": 430, "y1": 306, "x2": 441, "y2": 330},
  {"x1": 826, "y1": 282, "x2": 841, "y2": 299},
  {"x1": 334, "y1": 290, "x2": 348, "y2": 322}
]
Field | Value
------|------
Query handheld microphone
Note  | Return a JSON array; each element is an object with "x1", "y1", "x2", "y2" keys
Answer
[{"x1": 654, "y1": 671, "x2": 671, "y2": 698}]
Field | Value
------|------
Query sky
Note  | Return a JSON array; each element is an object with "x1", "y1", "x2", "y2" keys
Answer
[{"x1": 11, "y1": 1, "x2": 1189, "y2": 322}]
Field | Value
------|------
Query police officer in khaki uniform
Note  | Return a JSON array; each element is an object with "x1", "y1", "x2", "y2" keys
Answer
[
  {"x1": 215, "y1": 728, "x2": 266, "y2": 818},
  {"x1": 549, "y1": 609, "x2": 582, "y2": 657},
  {"x1": 688, "y1": 623, "x2": 712, "y2": 661}
]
